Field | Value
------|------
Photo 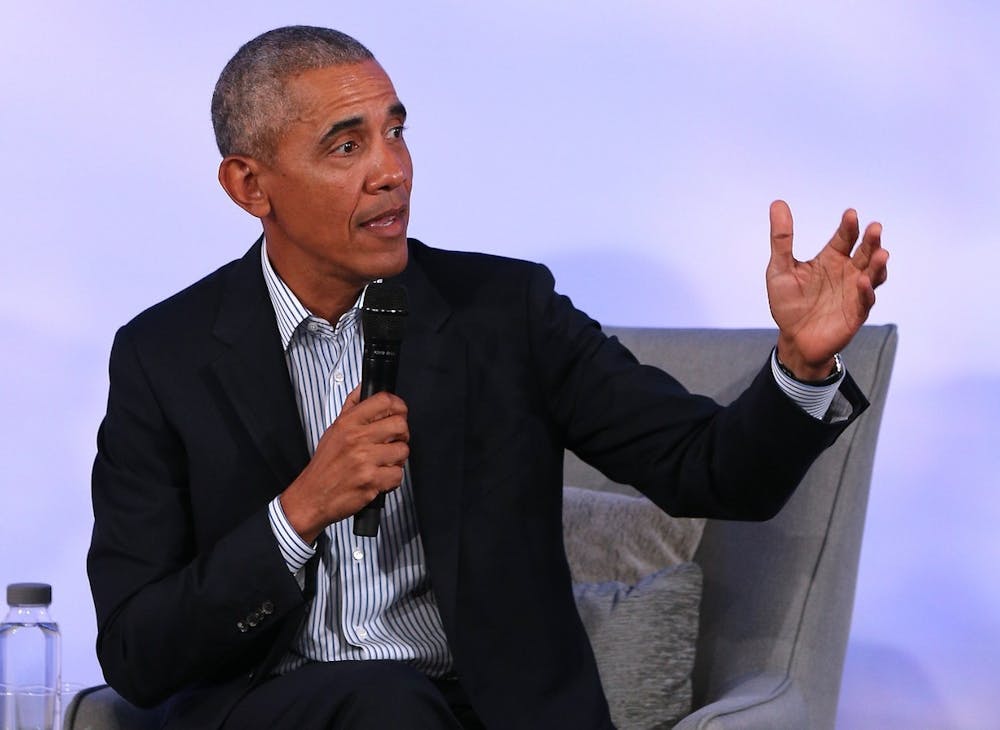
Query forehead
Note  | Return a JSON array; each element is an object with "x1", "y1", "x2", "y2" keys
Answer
[{"x1": 285, "y1": 60, "x2": 400, "y2": 125}]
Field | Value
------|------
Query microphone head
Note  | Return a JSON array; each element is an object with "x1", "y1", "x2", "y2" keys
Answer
[{"x1": 362, "y1": 283, "x2": 408, "y2": 342}]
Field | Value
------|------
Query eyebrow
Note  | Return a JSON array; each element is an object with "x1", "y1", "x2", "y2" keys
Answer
[
  {"x1": 389, "y1": 102, "x2": 407, "y2": 121},
  {"x1": 318, "y1": 102, "x2": 408, "y2": 147}
]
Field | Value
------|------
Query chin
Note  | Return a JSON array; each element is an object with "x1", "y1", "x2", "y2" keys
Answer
[{"x1": 371, "y1": 239, "x2": 409, "y2": 279}]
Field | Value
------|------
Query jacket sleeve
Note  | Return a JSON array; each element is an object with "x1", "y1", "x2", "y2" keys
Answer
[
  {"x1": 87, "y1": 326, "x2": 306, "y2": 708},
  {"x1": 524, "y1": 263, "x2": 868, "y2": 520}
]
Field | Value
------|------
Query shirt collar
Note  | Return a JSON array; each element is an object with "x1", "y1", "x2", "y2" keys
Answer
[{"x1": 260, "y1": 239, "x2": 365, "y2": 351}]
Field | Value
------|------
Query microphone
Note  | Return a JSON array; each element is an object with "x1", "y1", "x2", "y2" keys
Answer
[{"x1": 353, "y1": 282, "x2": 408, "y2": 537}]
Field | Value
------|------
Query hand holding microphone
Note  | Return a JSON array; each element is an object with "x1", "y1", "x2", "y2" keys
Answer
[{"x1": 277, "y1": 283, "x2": 409, "y2": 544}]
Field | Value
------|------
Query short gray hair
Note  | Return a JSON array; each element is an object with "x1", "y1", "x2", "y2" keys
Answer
[{"x1": 211, "y1": 26, "x2": 375, "y2": 160}]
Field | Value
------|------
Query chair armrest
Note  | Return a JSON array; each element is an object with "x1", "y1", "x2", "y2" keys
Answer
[
  {"x1": 63, "y1": 685, "x2": 163, "y2": 730},
  {"x1": 672, "y1": 673, "x2": 807, "y2": 730}
]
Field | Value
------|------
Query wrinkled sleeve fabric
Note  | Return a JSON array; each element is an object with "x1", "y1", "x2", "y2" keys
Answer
[{"x1": 524, "y1": 263, "x2": 867, "y2": 520}]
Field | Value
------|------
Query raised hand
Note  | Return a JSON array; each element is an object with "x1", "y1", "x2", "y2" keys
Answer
[{"x1": 766, "y1": 200, "x2": 889, "y2": 380}]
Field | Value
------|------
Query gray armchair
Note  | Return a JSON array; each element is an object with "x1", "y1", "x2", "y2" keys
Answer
[
  {"x1": 66, "y1": 325, "x2": 896, "y2": 729},
  {"x1": 564, "y1": 324, "x2": 897, "y2": 728}
]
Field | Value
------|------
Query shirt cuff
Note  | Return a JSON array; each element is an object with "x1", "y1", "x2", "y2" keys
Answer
[
  {"x1": 770, "y1": 348, "x2": 843, "y2": 420},
  {"x1": 268, "y1": 496, "x2": 315, "y2": 574}
]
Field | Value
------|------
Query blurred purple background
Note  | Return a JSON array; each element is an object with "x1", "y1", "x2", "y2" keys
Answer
[{"x1": 2, "y1": 2, "x2": 997, "y2": 726}]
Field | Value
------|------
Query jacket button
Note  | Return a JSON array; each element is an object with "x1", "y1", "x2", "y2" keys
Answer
[
  {"x1": 247, "y1": 614, "x2": 259, "y2": 628},
  {"x1": 261, "y1": 601, "x2": 274, "y2": 615},
  {"x1": 237, "y1": 621, "x2": 248, "y2": 633}
]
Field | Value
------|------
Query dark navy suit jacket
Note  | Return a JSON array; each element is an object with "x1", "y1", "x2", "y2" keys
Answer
[{"x1": 88, "y1": 238, "x2": 866, "y2": 729}]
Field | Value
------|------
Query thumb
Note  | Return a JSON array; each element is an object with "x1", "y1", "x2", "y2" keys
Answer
[
  {"x1": 768, "y1": 199, "x2": 795, "y2": 273},
  {"x1": 341, "y1": 385, "x2": 363, "y2": 414}
]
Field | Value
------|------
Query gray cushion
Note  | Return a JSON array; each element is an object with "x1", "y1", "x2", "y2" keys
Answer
[
  {"x1": 562, "y1": 486, "x2": 705, "y2": 584},
  {"x1": 575, "y1": 562, "x2": 702, "y2": 729},
  {"x1": 563, "y1": 485, "x2": 706, "y2": 728}
]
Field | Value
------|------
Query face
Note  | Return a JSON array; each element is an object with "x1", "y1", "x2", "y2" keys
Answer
[{"x1": 253, "y1": 61, "x2": 412, "y2": 297}]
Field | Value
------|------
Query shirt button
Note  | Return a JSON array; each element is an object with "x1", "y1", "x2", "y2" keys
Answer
[
  {"x1": 334, "y1": 370, "x2": 344, "y2": 383},
  {"x1": 307, "y1": 322, "x2": 318, "y2": 332},
  {"x1": 352, "y1": 548, "x2": 364, "y2": 561},
  {"x1": 356, "y1": 627, "x2": 368, "y2": 640}
]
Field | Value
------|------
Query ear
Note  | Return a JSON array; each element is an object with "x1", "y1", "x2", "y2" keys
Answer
[{"x1": 218, "y1": 155, "x2": 271, "y2": 218}]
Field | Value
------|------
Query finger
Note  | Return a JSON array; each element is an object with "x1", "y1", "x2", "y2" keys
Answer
[
  {"x1": 375, "y1": 465, "x2": 405, "y2": 493},
  {"x1": 855, "y1": 274, "x2": 876, "y2": 320},
  {"x1": 352, "y1": 391, "x2": 409, "y2": 424},
  {"x1": 851, "y1": 221, "x2": 883, "y2": 270},
  {"x1": 361, "y1": 460, "x2": 406, "y2": 491},
  {"x1": 365, "y1": 414, "x2": 410, "y2": 445},
  {"x1": 373, "y1": 440, "x2": 409, "y2": 467},
  {"x1": 870, "y1": 252, "x2": 889, "y2": 290},
  {"x1": 768, "y1": 199, "x2": 795, "y2": 272},
  {"x1": 355, "y1": 465, "x2": 405, "y2": 503},
  {"x1": 828, "y1": 208, "x2": 860, "y2": 256}
]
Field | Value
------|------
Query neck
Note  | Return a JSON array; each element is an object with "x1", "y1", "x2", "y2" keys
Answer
[
  {"x1": 264, "y1": 243, "x2": 364, "y2": 324},
  {"x1": 294, "y1": 282, "x2": 361, "y2": 324}
]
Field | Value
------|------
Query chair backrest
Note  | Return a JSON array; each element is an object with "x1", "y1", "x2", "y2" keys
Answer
[{"x1": 563, "y1": 324, "x2": 897, "y2": 729}]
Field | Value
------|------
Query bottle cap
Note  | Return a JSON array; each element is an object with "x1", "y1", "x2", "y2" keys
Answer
[{"x1": 6, "y1": 583, "x2": 52, "y2": 606}]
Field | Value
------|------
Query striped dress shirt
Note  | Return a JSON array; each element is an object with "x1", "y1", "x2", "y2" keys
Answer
[{"x1": 260, "y1": 242, "x2": 453, "y2": 678}]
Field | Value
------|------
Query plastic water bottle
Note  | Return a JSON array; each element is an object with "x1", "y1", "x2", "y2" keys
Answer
[{"x1": 0, "y1": 583, "x2": 61, "y2": 730}]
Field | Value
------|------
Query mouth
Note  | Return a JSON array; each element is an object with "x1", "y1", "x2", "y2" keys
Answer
[{"x1": 359, "y1": 205, "x2": 407, "y2": 233}]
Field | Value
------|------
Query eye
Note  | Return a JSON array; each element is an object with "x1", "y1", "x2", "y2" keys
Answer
[
  {"x1": 387, "y1": 125, "x2": 407, "y2": 140},
  {"x1": 332, "y1": 140, "x2": 359, "y2": 155}
]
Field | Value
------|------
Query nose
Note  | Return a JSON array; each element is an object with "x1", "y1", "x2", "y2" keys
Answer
[{"x1": 365, "y1": 140, "x2": 409, "y2": 194}]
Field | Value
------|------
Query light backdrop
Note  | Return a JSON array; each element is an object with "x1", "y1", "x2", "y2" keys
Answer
[{"x1": 2, "y1": 2, "x2": 997, "y2": 727}]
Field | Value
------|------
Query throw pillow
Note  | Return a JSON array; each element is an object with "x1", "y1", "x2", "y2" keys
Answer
[
  {"x1": 562, "y1": 485, "x2": 706, "y2": 584},
  {"x1": 574, "y1": 562, "x2": 702, "y2": 729}
]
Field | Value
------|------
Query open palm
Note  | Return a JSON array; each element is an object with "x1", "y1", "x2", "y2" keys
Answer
[{"x1": 766, "y1": 201, "x2": 889, "y2": 379}]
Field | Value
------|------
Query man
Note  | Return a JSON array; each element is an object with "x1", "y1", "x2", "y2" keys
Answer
[{"x1": 88, "y1": 25, "x2": 888, "y2": 730}]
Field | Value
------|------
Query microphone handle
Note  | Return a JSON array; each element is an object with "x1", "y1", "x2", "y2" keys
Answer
[
  {"x1": 353, "y1": 495, "x2": 384, "y2": 537},
  {"x1": 359, "y1": 347, "x2": 399, "y2": 399},
  {"x1": 353, "y1": 342, "x2": 400, "y2": 537}
]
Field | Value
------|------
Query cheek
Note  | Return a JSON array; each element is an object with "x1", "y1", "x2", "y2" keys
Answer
[{"x1": 313, "y1": 180, "x2": 358, "y2": 224}]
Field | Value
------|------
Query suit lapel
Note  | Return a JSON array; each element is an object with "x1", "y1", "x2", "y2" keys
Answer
[
  {"x1": 391, "y1": 248, "x2": 467, "y2": 632},
  {"x1": 209, "y1": 240, "x2": 310, "y2": 490}
]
